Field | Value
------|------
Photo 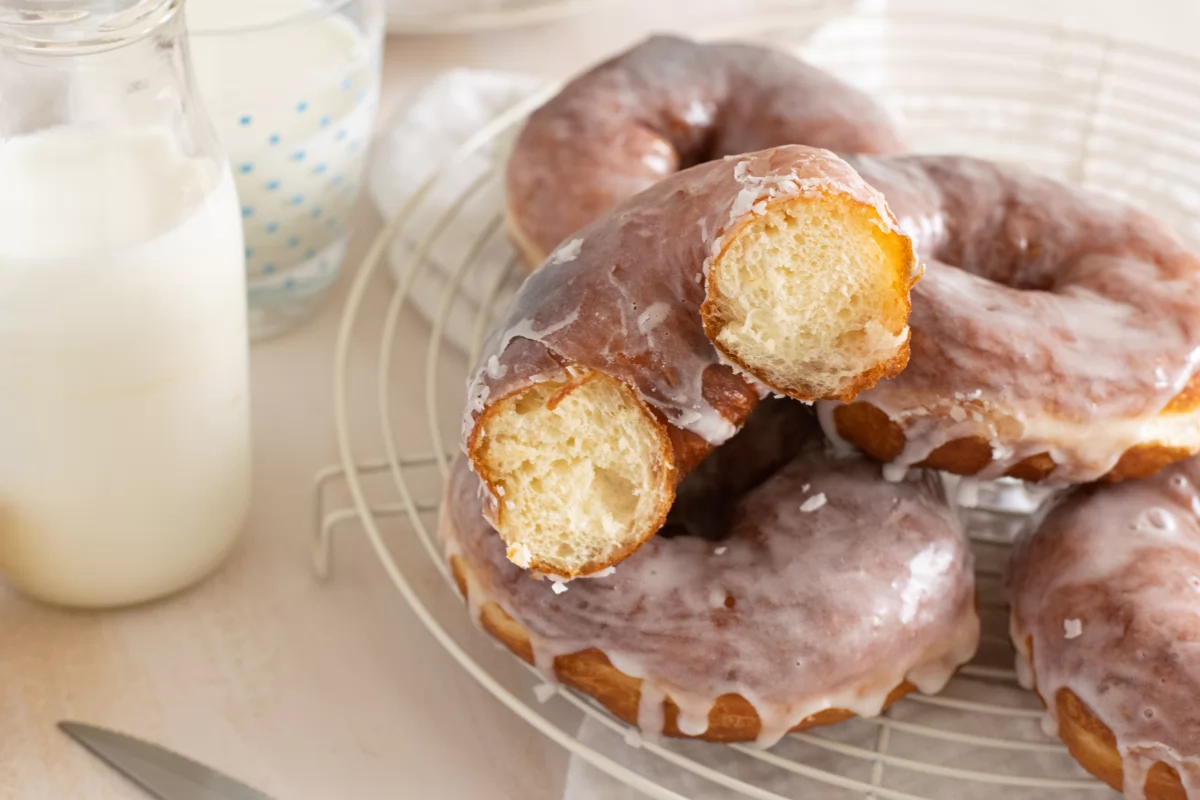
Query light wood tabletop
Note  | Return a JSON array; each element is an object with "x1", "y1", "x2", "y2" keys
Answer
[{"x1": 2, "y1": 1, "x2": 1197, "y2": 798}]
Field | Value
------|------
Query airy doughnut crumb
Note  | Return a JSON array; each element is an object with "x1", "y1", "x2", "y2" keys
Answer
[
  {"x1": 706, "y1": 195, "x2": 913, "y2": 401},
  {"x1": 473, "y1": 147, "x2": 915, "y2": 579},
  {"x1": 474, "y1": 370, "x2": 671, "y2": 578}
]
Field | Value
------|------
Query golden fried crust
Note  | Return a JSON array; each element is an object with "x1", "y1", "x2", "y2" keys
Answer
[
  {"x1": 831, "y1": 371, "x2": 1200, "y2": 483},
  {"x1": 1055, "y1": 689, "x2": 1186, "y2": 799},
  {"x1": 1021, "y1": 637, "x2": 1186, "y2": 799},
  {"x1": 1165, "y1": 373, "x2": 1200, "y2": 414},
  {"x1": 451, "y1": 554, "x2": 914, "y2": 741}
]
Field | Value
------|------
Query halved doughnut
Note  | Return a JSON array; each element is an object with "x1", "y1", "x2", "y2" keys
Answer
[{"x1": 465, "y1": 145, "x2": 917, "y2": 577}]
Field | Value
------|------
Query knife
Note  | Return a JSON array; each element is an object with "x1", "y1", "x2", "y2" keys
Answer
[{"x1": 59, "y1": 721, "x2": 272, "y2": 800}]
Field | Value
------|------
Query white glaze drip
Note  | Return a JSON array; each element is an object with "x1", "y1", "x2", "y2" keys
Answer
[
  {"x1": 547, "y1": 237, "x2": 583, "y2": 265},
  {"x1": 1010, "y1": 458, "x2": 1200, "y2": 798},
  {"x1": 831, "y1": 155, "x2": 1200, "y2": 483},
  {"x1": 461, "y1": 312, "x2": 579, "y2": 442},
  {"x1": 636, "y1": 301, "x2": 671, "y2": 333},
  {"x1": 468, "y1": 146, "x2": 900, "y2": 455},
  {"x1": 445, "y1": 440, "x2": 978, "y2": 745}
]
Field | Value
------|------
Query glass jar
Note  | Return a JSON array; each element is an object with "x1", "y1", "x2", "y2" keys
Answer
[{"x1": 0, "y1": 0, "x2": 252, "y2": 608}]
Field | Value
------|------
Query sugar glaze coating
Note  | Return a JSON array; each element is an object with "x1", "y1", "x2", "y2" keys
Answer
[
  {"x1": 1010, "y1": 458, "x2": 1200, "y2": 798},
  {"x1": 820, "y1": 155, "x2": 1200, "y2": 483},
  {"x1": 467, "y1": 145, "x2": 903, "y2": 456},
  {"x1": 506, "y1": 34, "x2": 905, "y2": 264},
  {"x1": 443, "y1": 429, "x2": 979, "y2": 746}
]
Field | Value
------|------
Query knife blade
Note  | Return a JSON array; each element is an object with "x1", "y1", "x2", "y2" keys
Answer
[{"x1": 59, "y1": 721, "x2": 272, "y2": 800}]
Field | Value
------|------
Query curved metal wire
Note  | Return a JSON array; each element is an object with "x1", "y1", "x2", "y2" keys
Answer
[{"x1": 325, "y1": 7, "x2": 1200, "y2": 797}]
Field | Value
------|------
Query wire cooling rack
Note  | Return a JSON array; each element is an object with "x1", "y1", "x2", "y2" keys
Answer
[{"x1": 315, "y1": 3, "x2": 1200, "y2": 796}]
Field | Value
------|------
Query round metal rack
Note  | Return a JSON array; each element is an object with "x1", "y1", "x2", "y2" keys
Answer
[{"x1": 316, "y1": 4, "x2": 1200, "y2": 796}]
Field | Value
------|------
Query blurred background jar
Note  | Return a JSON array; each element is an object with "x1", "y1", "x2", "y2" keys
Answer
[
  {"x1": 0, "y1": 0, "x2": 251, "y2": 607},
  {"x1": 188, "y1": 0, "x2": 386, "y2": 340}
]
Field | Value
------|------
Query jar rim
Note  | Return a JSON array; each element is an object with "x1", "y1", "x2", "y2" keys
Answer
[
  {"x1": 0, "y1": 0, "x2": 178, "y2": 54},
  {"x1": 186, "y1": 0, "x2": 357, "y2": 38}
]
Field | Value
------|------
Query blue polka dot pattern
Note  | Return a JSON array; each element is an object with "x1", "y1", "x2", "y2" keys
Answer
[{"x1": 233, "y1": 76, "x2": 378, "y2": 299}]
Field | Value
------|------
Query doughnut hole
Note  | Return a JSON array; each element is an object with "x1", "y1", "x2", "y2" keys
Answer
[
  {"x1": 703, "y1": 194, "x2": 915, "y2": 401},
  {"x1": 470, "y1": 369, "x2": 673, "y2": 578}
]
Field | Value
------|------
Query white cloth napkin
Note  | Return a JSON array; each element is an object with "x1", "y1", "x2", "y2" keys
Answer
[{"x1": 368, "y1": 68, "x2": 546, "y2": 355}]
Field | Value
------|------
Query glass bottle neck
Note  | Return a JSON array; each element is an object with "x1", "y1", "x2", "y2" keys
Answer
[
  {"x1": 0, "y1": 0, "x2": 223, "y2": 177},
  {"x1": 0, "y1": 0, "x2": 179, "y2": 55}
]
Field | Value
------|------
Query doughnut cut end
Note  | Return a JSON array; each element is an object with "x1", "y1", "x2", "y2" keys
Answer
[
  {"x1": 469, "y1": 369, "x2": 674, "y2": 578},
  {"x1": 704, "y1": 193, "x2": 916, "y2": 402}
]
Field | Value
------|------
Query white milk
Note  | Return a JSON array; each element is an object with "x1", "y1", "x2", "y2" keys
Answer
[
  {"x1": 0, "y1": 126, "x2": 251, "y2": 608},
  {"x1": 189, "y1": 0, "x2": 381, "y2": 332}
]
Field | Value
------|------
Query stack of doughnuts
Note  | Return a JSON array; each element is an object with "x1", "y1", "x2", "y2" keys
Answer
[{"x1": 439, "y1": 34, "x2": 1200, "y2": 788}]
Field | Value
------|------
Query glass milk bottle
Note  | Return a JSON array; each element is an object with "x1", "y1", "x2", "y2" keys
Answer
[{"x1": 0, "y1": 0, "x2": 252, "y2": 607}]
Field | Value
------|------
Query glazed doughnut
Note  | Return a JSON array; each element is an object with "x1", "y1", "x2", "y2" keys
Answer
[
  {"x1": 443, "y1": 402, "x2": 980, "y2": 745},
  {"x1": 465, "y1": 145, "x2": 918, "y2": 577},
  {"x1": 818, "y1": 154, "x2": 1200, "y2": 485},
  {"x1": 506, "y1": 35, "x2": 905, "y2": 266},
  {"x1": 1009, "y1": 457, "x2": 1200, "y2": 799}
]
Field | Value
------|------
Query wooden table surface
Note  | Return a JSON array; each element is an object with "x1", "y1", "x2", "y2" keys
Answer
[{"x1": 2, "y1": 1, "x2": 1196, "y2": 798}]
